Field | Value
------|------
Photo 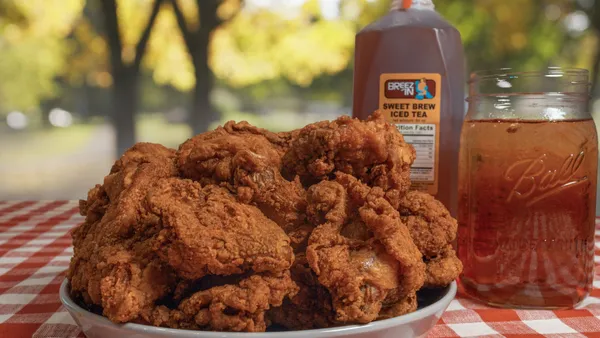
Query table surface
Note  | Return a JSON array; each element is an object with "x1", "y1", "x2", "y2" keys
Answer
[{"x1": 1, "y1": 201, "x2": 600, "y2": 338}]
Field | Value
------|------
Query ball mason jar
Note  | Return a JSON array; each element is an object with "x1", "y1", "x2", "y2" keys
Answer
[{"x1": 457, "y1": 68, "x2": 598, "y2": 309}]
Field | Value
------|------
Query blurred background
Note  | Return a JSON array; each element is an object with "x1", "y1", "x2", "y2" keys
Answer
[{"x1": 0, "y1": 0, "x2": 598, "y2": 200}]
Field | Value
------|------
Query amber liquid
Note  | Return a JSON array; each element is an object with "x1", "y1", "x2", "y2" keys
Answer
[
  {"x1": 352, "y1": 9, "x2": 465, "y2": 215},
  {"x1": 458, "y1": 119, "x2": 598, "y2": 308}
]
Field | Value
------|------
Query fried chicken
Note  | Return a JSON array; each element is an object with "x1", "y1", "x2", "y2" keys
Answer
[
  {"x1": 69, "y1": 144, "x2": 297, "y2": 331},
  {"x1": 424, "y1": 245, "x2": 463, "y2": 287},
  {"x1": 70, "y1": 143, "x2": 179, "y2": 323},
  {"x1": 378, "y1": 292, "x2": 417, "y2": 320},
  {"x1": 397, "y1": 191, "x2": 463, "y2": 287},
  {"x1": 305, "y1": 174, "x2": 425, "y2": 324},
  {"x1": 70, "y1": 113, "x2": 462, "y2": 333},
  {"x1": 146, "y1": 272, "x2": 297, "y2": 332},
  {"x1": 281, "y1": 111, "x2": 415, "y2": 207},
  {"x1": 145, "y1": 178, "x2": 294, "y2": 280},
  {"x1": 177, "y1": 121, "x2": 288, "y2": 185},
  {"x1": 230, "y1": 150, "x2": 311, "y2": 249},
  {"x1": 267, "y1": 254, "x2": 335, "y2": 330},
  {"x1": 177, "y1": 121, "x2": 310, "y2": 249}
]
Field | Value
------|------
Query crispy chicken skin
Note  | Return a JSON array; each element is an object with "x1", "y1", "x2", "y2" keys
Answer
[
  {"x1": 177, "y1": 121, "x2": 288, "y2": 185},
  {"x1": 146, "y1": 272, "x2": 297, "y2": 332},
  {"x1": 397, "y1": 191, "x2": 462, "y2": 287},
  {"x1": 305, "y1": 174, "x2": 424, "y2": 324},
  {"x1": 147, "y1": 178, "x2": 294, "y2": 279},
  {"x1": 267, "y1": 254, "x2": 335, "y2": 330},
  {"x1": 424, "y1": 245, "x2": 463, "y2": 287},
  {"x1": 69, "y1": 143, "x2": 297, "y2": 331},
  {"x1": 70, "y1": 143, "x2": 179, "y2": 323},
  {"x1": 177, "y1": 121, "x2": 310, "y2": 249},
  {"x1": 378, "y1": 292, "x2": 417, "y2": 320},
  {"x1": 70, "y1": 114, "x2": 462, "y2": 332},
  {"x1": 281, "y1": 111, "x2": 415, "y2": 207},
  {"x1": 230, "y1": 150, "x2": 311, "y2": 249}
]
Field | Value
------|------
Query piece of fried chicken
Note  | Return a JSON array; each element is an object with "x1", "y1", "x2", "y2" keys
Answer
[
  {"x1": 70, "y1": 143, "x2": 297, "y2": 332},
  {"x1": 145, "y1": 179, "x2": 298, "y2": 332},
  {"x1": 267, "y1": 253, "x2": 335, "y2": 330},
  {"x1": 177, "y1": 121, "x2": 311, "y2": 249},
  {"x1": 281, "y1": 111, "x2": 415, "y2": 208},
  {"x1": 177, "y1": 121, "x2": 289, "y2": 185},
  {"x1": 398, "y1": 191, "x2": 462, "y2": 287},
  {"x1": 145, "y1": 272, "x2": 296, "y2": 332},
  {"x1": 305, "y1": 173, "x2": 425, "y2": 324},
  {"x1": 146, "y1": 178, "x2": 294, "y2": 280},
  {"x1": 70, "y1": 143, "x2": 180, "y2": 323},
  {"x1": 70, "y1": 113, "x2": 461, "y2": 332}
]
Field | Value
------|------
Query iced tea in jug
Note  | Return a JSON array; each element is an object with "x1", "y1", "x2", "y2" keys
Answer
[{"x1": 352, "y1": 0, "x2": 465, "y2": 215}]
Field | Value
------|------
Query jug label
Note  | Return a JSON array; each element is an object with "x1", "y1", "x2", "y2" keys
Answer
[{"x1": 379, "y1": 73, "x2": 441, "y2": 195}]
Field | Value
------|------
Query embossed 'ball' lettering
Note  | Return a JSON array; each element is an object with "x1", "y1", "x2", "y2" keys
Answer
[{"x1": 503, "y1": 152, "x2": 587, "y2": 205}]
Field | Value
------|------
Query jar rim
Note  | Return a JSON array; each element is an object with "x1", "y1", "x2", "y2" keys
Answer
[
  {"x1": 466, "y1": 92, "x2": 590, "y2": 102},
  {"x1": 469, "y1": 67, "x2": 590, "y2": 83}
]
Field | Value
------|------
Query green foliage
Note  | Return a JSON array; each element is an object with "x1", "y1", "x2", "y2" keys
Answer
[
  {"x1": 435, "y1": 0, "x2": 595, "y2": 72},
  {"x1": 0, "y1": 1, "x2": 26, "y2": 25},
  {"x1": 136, "y1": 113, "x2": 191, "y2": 148},
  {"x1": 0, "y1": 0, "x2": 83, "y2": 112},
  {"x1": 0, "y1": 0, "x2": 598, "y2": 116},
  {"x1": 0, "y1": 123, "x2": 96, "y2": 164}
]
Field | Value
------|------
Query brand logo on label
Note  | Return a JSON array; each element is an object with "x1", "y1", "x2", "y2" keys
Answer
[
  {"x1": 384, "y1": 78, "x2": 436, "y2": 100},
  {"x1": 503, "y1": 152, "x2": 588, "y2": 206}
]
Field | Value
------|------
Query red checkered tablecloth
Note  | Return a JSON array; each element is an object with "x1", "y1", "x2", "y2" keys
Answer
[{"x1": 1, "y1": 201, "x2": 600, "y2": 338}]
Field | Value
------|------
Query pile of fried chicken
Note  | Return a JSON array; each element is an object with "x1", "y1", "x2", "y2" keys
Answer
[{"x1": 68, "y1": 112, "x2": 462, "y2": 332}]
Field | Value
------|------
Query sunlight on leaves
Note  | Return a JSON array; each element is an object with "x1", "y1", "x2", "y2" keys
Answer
[{"x1": 0, "y1": 0, "x2": 84, "y2": 111}]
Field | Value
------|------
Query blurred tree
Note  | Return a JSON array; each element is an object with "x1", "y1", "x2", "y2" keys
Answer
[
  {"x1": 308, "y1": 0, "x2": 600, "y2": 106},
  {"x1": 0, "y1": 1, "x2": 26, "y2": 25},
  {"x1": 436, "y1": 0, "x2": 600, "y2": 94},
  {"x1": 65, "y1": 2, "x2": 110, "y2": 89},
  {"x1": 98, "y1": 0, "x2": 165, "y2": 156},
  {"x1": 156, "y1": 0, "x2": 357, "y2": 132},
  {"x1": 60, "y1": 1, "x2": 110, "y2": 120},
  {"x1": 2, "y1": 0, "x2": 599, "y2": 145},
  {"x1": 63, "y1": 0, "x2": 183, "y2": 120},
  {"x1": 168, "y1": 0, "x2": 243, "y2": 135},
  {"x1": 0, "y1": 0, "x2": 83, "y2": 116},
  {"x1": 435, "y1": 0, "x2": 564, "y2": 71},
  {"x1": 582, "y1": 2, "x2": 600, "y2": 95}
]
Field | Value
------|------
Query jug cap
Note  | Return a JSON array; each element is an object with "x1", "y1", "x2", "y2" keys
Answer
[{"x1": 393, "y1": 0, "x2": 435, "y2": 10}]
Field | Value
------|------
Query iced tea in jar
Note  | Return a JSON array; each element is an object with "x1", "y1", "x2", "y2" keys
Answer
[{"x1": 458, "y1": 68, "x2": 598, "y2": 308}]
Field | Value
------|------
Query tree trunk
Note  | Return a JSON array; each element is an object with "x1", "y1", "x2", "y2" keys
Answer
[
  {"x1": 40, "y1": 98, "x2": 59, "y2": 129},
  {"x1": 77, "y1": 84, "x2": 91, "y2": 122},
  {"x1": 190, "y1": 52, "x2": 218, "y2": 135},
  {"x1": 588, "y1": 3, "x2": 600, "y2": 96},
  {"x1": 112, "y1": 67, "x2": 138, "y2": 157},
  {"x1": 99, "y1": 0, "x2": 163, "y2": 158},
  {"x1": 592, "y1": 47, "x2": 600, "y2": 97},
  {"x1": 169, "y1": 0, "x2": 230, "y2": 135}
]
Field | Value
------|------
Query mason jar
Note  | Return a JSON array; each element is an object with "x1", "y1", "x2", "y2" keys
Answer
[{"x1": 458, "y1": 68, "x2": 597, "y2": 308}]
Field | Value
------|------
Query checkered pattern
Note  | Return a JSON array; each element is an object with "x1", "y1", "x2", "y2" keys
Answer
[
  {"x1": 0, "y1": 201, "x2": 599, "y2": 338},
  {"x1": 0, "y1": 201, "x2": 82, "y2": 338},
  {"x1": 428, "y1": 228, "x2": 600, "y2": 338}
]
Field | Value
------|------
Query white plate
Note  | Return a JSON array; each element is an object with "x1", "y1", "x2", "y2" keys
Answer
[{"x1": 60, "y1": 279, "x2": 456, "y2": 338}]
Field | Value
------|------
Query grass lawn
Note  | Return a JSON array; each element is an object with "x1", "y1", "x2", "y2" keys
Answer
[
  {"x1": 0, "y1": 124, "x2": 97, "y2": 165},
  {"x1": 0, "y1": 114, "x2": 194, "y2": 166},
  {"x1": 2, "y1": 109, "x2": 600, "y2": 200},
  {"x1": 136, "y1": 114, "x2": 192, "y2": 148},
  {"x1": 218, "y1": 110, "x2": 328, "y2": 132},
  {"x1": 136, "y1": 111, "x2": 321, "y2": 148},
  {"x1": 0, "y1": 111, "x2": 331, "y2": 168},
  {"x1": 0, "y1": 115, "x2": 194, "y2": 199}
]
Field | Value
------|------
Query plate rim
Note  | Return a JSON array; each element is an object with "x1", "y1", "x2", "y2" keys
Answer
[{"x1": 60, "y1": 278, "x2": 457, "y2": 337}]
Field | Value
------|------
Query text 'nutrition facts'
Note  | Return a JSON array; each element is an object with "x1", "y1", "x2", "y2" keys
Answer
[{"x1": 396, "y1": 124, "x2": 436, "y2": 182}]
